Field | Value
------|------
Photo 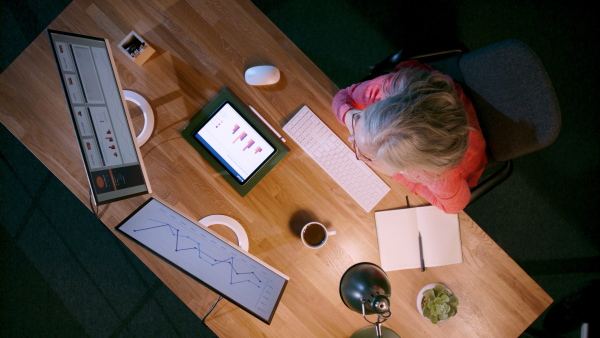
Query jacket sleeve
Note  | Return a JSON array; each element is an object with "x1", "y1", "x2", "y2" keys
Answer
[{"x1": 332, "y1": 76, "x2": 387, "y2": 124}]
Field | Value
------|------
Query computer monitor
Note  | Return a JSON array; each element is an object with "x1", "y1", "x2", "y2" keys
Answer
[
  {"x1": 116, "y1": 198, "x2": 289, "y2": 324},
  {"x1": 47, "y1": 30, "x2": 151, "y2": 205}
]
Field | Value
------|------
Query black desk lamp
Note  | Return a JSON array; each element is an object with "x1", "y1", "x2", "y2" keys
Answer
[{"x1": 339, "y1": 263, "x2": 400, "y2": 338}]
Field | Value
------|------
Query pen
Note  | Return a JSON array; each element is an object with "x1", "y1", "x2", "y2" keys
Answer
[
  {"x1": 418, "y1": 232, "x2": 426, "y2": 272},
  {"x1": 248, "y1": 105, "x2": 286, "y2": 142}
]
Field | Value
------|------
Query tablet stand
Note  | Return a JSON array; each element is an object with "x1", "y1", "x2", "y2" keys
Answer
[{"x1": 123, "y1": 90, "x2": 154, "y2": 146}]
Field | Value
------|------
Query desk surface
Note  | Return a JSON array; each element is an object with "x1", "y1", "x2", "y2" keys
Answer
[{"x1": 0, "y1": 0, "x2": 552, "y2": 336}]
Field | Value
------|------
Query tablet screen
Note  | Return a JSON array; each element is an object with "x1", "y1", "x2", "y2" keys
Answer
[{"x1": 193, "y1": 102, "x2": 276, "y2": 184}]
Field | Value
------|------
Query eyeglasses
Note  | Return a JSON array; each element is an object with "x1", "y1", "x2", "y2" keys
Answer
[{"x1": 351, "y1": 112, "x2": 372, "y2": 162}]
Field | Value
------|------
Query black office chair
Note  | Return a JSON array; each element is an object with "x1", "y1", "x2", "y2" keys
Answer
[{"x1": 363, "y1": 39, "x2": 562, "y2": 204}]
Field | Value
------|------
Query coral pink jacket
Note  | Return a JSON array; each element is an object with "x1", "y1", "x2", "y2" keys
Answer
[{"x1": 332, "y1": 60, "x2": 487, "y2": 213}]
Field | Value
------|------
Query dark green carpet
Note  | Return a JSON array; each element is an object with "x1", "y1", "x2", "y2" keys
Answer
[
  {"x1": 2, "y1": 0, "x2": 599, "y2": 337},
  {"x1": 0, "y1": 0, "x2": 71, "y2": 72},
  {"x1": 1, "y1": 122, "x2": 218, "y2": 337}
]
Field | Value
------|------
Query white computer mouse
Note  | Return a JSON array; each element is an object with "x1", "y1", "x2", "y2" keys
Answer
[{"x1": 244, "y1": 65, "x2": 280, "y2": 86}]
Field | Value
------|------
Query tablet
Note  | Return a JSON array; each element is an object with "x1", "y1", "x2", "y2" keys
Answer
[
  {"x1": 182, "y1": 89, "x2": 288, "y2": 196},
  {"x1": 193, "y1": 101, "x2": 276, "y2": 184}
]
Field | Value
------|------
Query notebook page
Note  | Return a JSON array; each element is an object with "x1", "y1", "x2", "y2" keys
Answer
[
  {"x1": 375, "y1": 208, "x2": 421, "y2": 271},
  {"x1": 417, "y1": 206, "x2": 462, "y2": 268}
]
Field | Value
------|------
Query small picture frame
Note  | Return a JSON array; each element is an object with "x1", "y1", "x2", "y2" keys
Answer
[{"x1": 118, "y1": 31, "x2": 155, "y2": 65}]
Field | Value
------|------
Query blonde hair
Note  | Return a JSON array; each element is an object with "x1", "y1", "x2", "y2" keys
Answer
[{"x1": 361, "y1": 68, "x2": 470, "y2": 181}]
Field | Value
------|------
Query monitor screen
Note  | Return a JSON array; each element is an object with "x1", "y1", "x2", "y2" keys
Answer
[
  {"x1": 116, "y1": 198, "x2": 289, "y2": 324},
  {"x1": 47, "y1": 30, "x2": 150, "y2": 205},
  {"x1": 193, "y1": 102, "x2": 277, "y2": 184}
]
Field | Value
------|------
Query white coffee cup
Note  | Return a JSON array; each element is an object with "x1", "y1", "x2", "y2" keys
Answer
[{"x1": 301, "y1": 222, "x2": 336, "y2": 249}]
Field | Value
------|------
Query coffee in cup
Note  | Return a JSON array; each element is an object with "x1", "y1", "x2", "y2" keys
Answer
[{"x1": 301, "y1": 222, "x2": 336, "y2": 249}]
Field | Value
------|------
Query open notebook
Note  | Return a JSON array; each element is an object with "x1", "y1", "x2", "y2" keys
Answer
[{"x1": 375, "y1": 205, "x2": 463, "y2": 271}]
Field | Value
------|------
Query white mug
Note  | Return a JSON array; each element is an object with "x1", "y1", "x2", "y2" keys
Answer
[{"x1": 301, "y1": 222, "x2": 336, "y2": 249}]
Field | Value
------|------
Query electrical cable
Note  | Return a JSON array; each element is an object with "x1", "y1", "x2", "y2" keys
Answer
[
  {"x1": 201, "y1": 295, "x2": 223, "y2": 325},
  {"x1": 88, "y1": 187, "x2": 101, "y2": 221}
]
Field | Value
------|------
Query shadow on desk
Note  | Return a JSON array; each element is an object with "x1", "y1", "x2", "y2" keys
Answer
[{"x1": 289, "y1": 209, "x2": 320, "y2": 238}]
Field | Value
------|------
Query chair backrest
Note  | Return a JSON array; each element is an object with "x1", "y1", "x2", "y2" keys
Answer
[{"x1": 426, "y1": 40, "x2": 561, "y2": 162}]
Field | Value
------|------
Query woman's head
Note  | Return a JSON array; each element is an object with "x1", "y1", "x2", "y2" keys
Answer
[{"x1": 356, "y1": 68, "x2": 470, "y2": 178}]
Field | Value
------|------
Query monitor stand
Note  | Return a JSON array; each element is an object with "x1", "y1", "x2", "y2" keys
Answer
[
  {"x1": 124, "y1": 90, "x2": 154, "y2": 146},
  {"x1": 198, "y1": 215, "x2": 250, "y2": 251},
  {"x1": 198, "y1": 214, "x2": 251, "y2": 324}
]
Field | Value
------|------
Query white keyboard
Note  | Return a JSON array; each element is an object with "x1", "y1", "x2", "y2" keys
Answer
[{"x1": 283, "y1": 105, "x2": 390, "y2": 212}]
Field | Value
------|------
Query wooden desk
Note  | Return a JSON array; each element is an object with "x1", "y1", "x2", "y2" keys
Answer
[{"x1": 0, "y1": 0, "x2": 552, "y2": 336}]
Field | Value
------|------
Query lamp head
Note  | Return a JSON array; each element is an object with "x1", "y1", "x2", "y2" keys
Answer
[{"x1": 339, "y1": 262, "x2": 392, "y2": 315}]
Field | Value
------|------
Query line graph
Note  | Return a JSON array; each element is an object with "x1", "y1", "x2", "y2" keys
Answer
[
  {"x1": 134, "y1": 218, "x2": 263, "y2": 287},
  {"x1": 116, "y1": 199, "x2": 288, "y2": 323}
]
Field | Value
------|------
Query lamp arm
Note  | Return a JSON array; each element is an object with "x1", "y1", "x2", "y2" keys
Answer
[
  {"x1": 360, "y1": 299, "x2": 392, "y2": 325},
  {"x1": 375, "y1": 322, "x2": 383, "y2": 338},
  {"x1": 360, "y1": 300, "x2": 393, "y2": 338}
]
